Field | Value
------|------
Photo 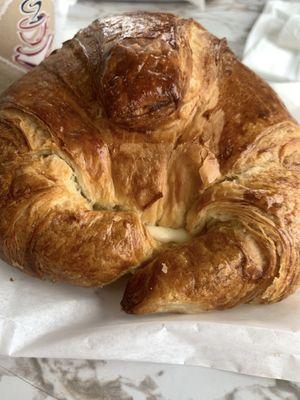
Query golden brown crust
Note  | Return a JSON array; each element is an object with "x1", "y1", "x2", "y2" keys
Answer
[
  {"x1": 26, "y1": 209, "x2": 153, "y2": 286},
  {"x1": 99, "y1": 14, "x2": 191, "y2": 131},
  {"x1": 216, "y1": 44, "x2": 293, "y2": 172},
  {"x1": 122, "y1": 121, "x2": 300, "y2": 313},
  {"x1": 0, "y1": 144, "x2": 154, "y2": 285},
  {"x1": 0, "y1": 12, "x2": 299, "y2": 310},
  {"x1": 121, "y1": 224, "x2": 271, "y2": 314}
]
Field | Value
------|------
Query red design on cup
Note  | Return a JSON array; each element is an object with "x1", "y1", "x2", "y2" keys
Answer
[{"x1": 14, "y1": 0, "x2": 53, "y2": 69}]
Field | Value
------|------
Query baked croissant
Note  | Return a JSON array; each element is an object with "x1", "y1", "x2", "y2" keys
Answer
[{"x1": 0, "y1": 12, "x2": 299, "y2": 314}]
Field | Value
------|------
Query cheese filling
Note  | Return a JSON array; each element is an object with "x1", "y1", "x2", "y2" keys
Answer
[{"x1": 147, "y1": 225, "x2": 191, "y2": 243}]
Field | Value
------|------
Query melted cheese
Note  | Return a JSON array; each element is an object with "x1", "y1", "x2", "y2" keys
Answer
[{"x1": 147, "y1": 225, "x2": 191, "y2": 243}]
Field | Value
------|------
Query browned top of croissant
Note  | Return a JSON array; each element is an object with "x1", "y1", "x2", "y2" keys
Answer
[{"x1": 0, "y1": 12, "x2": 299, "y2": 314}]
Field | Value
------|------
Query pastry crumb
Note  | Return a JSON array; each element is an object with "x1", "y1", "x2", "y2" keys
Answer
[{"x1": 161, "y1": 263, "x2": 168, "y2": 273}]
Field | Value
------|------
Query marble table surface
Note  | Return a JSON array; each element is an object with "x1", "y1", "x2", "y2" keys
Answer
[
  {"x1": 1, "y1": 356, "x2": 300, "y2": 400},
  {"x1": 1, "y1": 0, "x2": 299, "y2": 399}
]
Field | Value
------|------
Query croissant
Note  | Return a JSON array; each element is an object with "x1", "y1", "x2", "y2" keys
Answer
[{"x1": 0, "y1": 12, "x2": 299, "y2": 314}]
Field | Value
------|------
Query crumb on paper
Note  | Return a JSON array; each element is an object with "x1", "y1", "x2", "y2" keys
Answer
[
  {"x1": 161, "y1": 263, "x2": 168, "y2": 273},
  {"x1": 9, "y1": 277, "x2": 14, "y2": 282}
]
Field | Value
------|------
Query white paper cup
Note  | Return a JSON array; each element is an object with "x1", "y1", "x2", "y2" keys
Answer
[{"x1": 0, "y1": 0, "x2": 55, "y2": 70}]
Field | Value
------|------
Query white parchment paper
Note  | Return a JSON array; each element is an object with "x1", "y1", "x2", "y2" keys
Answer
[
  {"x1": 1, "y1": 259, "x2": 300, "y2": 382},
  {"x1": 0, "y1": 7, "x2": 300, "y2": 381},
  {"x1": 243, "y1": 0, "x2": 300, "y2": 122}
]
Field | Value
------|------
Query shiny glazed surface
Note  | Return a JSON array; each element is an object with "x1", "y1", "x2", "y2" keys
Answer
[{"x1": 0, "y1": 12, "x2": 299, "y2": 314}]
